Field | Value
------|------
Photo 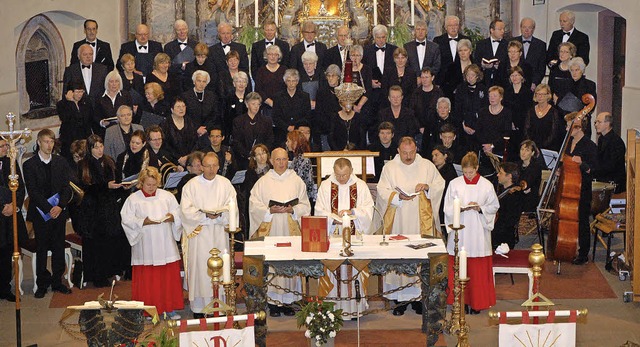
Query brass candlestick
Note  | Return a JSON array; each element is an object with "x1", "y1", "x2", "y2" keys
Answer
[
  {"x1": 457, "y1": 277, "x2": 470, "y2": 347},
  {"x1": 225, "y1": 226, "x2": 242, "y2": 315},
  {"x1": 201, "y1": 248, "x2": 233, "y2": 321},
  {"x1": 444, "y1": 224, "x2": 465, "y2": 335},
  {"x1": 340, "y1": 226, "x2": 354, "y2": 257}
]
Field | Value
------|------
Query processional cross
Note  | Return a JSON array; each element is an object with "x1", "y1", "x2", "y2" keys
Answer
[{"x1": 0, "y1": 112, "x2": 31, "y2": 347}]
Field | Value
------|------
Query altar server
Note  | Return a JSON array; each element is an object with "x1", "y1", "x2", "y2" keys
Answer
[
  {"x1": 315, "y1": 158, "x2": 374, "y2": 316},
  {"x1": 121, "y1": 166, "x2": 183, "y2": 319},
  {"x1": 249, "y1": 147, "x2": 311, "y2": 316},
  {"x1": 375, "y1": 137, "x2": 445, "y2": 315},
  {"x1": 181, "y1": 153, "x2": 238, "y2": 318}
]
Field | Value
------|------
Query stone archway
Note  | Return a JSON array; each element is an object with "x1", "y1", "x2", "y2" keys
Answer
[{"x1": 15, "y1": 14, "x2": 66, "y2": 120}]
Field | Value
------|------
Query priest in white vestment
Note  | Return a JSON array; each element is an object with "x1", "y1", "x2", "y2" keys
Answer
[
  {"x1": 249, "y1": 148, "x2": 311, "y2": 316},
  {"x1": 315, "y1": 158, "x2": 374, "y2": 316},
  {"x1": 375, "y1": 137, "x2": 445, "y2": 315},
  {"x1": 181, "y1": 153, "x2": 238, "y2": 317}
]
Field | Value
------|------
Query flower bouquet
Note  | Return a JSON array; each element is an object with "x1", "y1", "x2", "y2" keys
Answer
[{"x1": 296, "y1": 297, "x2": 344, "y2": 346}]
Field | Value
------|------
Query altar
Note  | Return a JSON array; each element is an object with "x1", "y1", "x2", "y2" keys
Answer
[{"x1": 242, "y1": 234, "x2": 449, "y2": 346}]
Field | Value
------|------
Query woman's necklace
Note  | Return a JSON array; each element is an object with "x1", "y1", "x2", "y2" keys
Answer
[
  {"x1": 535, "y1": 103, "x2": 550, "y2": 117},
  {"x1": 489, "y1": 104, "x2": 503, "y2": 115}
]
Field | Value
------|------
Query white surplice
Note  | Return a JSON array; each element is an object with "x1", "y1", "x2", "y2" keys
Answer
[
  {"x1": 121, "y1": 189, "x2": 182, "y2": 266},
  {"x1": 181, "y1": 174, "x2": 238, "y2": 313},
  {"x1": 315, "y1": 173, "x2": 374, "y2": 315},
  {"x1": 444, "y1": 176, "x2": 499, "y2": 257},
  {"x1": 375, "y1": 154, "x2": 445, "y2": 301},
  {"x1": 249, "y1": 169, "x2": 311, "y2": 304}
]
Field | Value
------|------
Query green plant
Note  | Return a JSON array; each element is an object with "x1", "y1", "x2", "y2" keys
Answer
[
  {"x1": 462, "y1": 27, "x2": 484, "y2": 51},
  {"x1": 296, "y1": 297, "x2": 344, "y2": 346},
  {"x1": 390, "y1": 23, "x2": 412, "y2": 48},
  {"x1": 136, "y1": 325, "x2": 178, "y2": 347},
  {"x1": 237, "y1": 26, "x2": 263, "y2": 54}
]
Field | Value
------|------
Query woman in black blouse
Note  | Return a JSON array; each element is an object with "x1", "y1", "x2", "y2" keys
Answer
[
  {"x1": 97, "y1": 70, "x2": 134, "y2": 138},
  {"x1": 254, "y1": 44, "x2": 287, "y2": 119},
  {"x1": 548, "y1": 42, "x2": 576, "y2": 101},
  {"x1": 223, "y1": 72, "x2": 250, "y2": 145},
  {"x1": 145, "y1": 53, "x2": 182, "y2": 104},
  {"x1": 160, "y1": 97, "x2": 198, "y2": 167},
  {"x1": 139, "y1": 82, "x2": 171, "y2": 123},
  {"x1": 441, "y1": 39, "x2": 474, "y2": 103},
  {"x1": 377, "y1": 86, "x2": 420, "y2": 143},
  {"x1": 496, "y1": 41, "x2": 533, "y2": 89},
  {"x1": 272, "y1": 69, "x2": 311, "y2": 147},
  {"x1": 217, "y1": 50, "x2": 252, "y2": 101},
  {"x1": 503, "y1": 66, "x2": 534, "y2": 151},
  {"x1": 232, "y1": 92, "x2": 274, "y2": 169},
  {"x1": 349, "y1": 45, "x2": 373, "y2": 128},
  {"x1": 524, "y1": 84, "x2": 563, "y2": 151},
  {"x1": 328, "y1": 97, "x2": 366, "y2": 150},
  {"x1": 382, "y1": 47, "x2": 417, "y2": 108},
  {"x1": 316, "y1": 64, "x2": 342, "y2": 149},
  {"x1": 454, "y1": 64, "x2": 488, "y2": 151},
  {"x1": 475, "y1": 85, "x2": 512, "y2": 176},
  {"x1": 183, "y1": 43, "x2": 217, "y2": 92},
  {"x1": 517, "y1": 140, "x2": 543, "y2": 213},
  {"x1": 119, "y1": 53, "x2": 145, "y2": 105}
]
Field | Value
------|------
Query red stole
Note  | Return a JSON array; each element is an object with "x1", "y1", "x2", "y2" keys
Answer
[{"x1": 330, "y1": 182, "x2": 357, "y2": 234}]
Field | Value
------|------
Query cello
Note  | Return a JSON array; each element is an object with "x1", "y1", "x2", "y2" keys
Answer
[{"x1": 537, "y1": 94, "x2": 596, "y2": 271}]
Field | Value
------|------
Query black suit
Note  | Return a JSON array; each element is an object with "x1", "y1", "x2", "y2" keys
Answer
[
  {"x1": 511, "y1": 35, "x2": 547, "y2": 86},
  {"x1": 56, "y1": 97, "x2": 95, "y2": 159},
  {"x1": 23, "y1": 153, "x2": 72, "y2": 291},
  {"x1": 208, "y1": 42, "x2": 250, "y2": 75},
  {"x1": 117, "y1": 40, "x2": 163, "y2": 77},
  {"x1": 404, "y1": 40, "x2": 441, "y2": 77},
  {"x1": 363, "y1": 43, "x2": 398, "y2": 121},
  {"x1": 164, "y1": 39, "x2": 197, "y2": 77},
  {"x1": 71, "y1": 39, "x2": 115, "y2": 72},
  {"x1": 324, "y1": 45, "x2": 348, "y2": 70},
  {"x1": 473, "y1": 38, "x2": 508, "y2": 87},
  {"x1": 62, "y1": 62, "x2": 108, "y2": 100},
  {"x1": 593, "y1": 130, "x2": 626, "y2": 193},
  {"x1": 289, "y1": 40, "x2": 328, "y2": 75},
  {"x1": 546, "y1": 28, "x2": 590, "y2": 65},
  {"x1": 251, "y1": 39, "x2": 290, "y2": 78},
  {"x1": 432, "y1": 33, "x2": 470, "y2": 83}
]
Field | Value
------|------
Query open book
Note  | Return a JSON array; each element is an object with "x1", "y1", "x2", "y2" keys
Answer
[
  {"x1": 200, "y1": 207, "x2": 228, "y2": 216},
  {"x1": 395, "y1": 187, "x2": 421, "y2": 197},
  {"x1": 150, "y1": 215, "x2": 171, "y2": 223},
  {"x1": 268, "y1": 198, "x2": 299, "y2": 208},
  {"x1": 121, "y1": 174, "x2": 139, "y2": 186},
  {"x1": 482, "y1": 57, "x2": 500, "y2": 65}
]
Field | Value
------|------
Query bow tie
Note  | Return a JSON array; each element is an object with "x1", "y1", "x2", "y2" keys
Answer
[
  {"x1": 86, "y1": 41, "x2": 96, "y2": 47},
  {"x1": 449, "y1": 37, "x2": 459, "y2": 42},
  {"x1": 139, "y1": 45, "x2": 147, "y2": 50},
  {"x1": 563, "y1": 31, "x2": 571, "y2": 36},
  {"x1": 82, "y1": 65, "x2": 91, "y2": 69},
  {"x1": 492, "y1": 39, "x2": 501, "y2": 43},
  {"x1": 179, "y1": 42, "x2": 187, "y2": 46},
  {"x1": 339, "y1": 46, "x2": 345, "y2": 51},
  {"x1": 522, "y1": 40, "x2": 531, "y2": 44},
  {"x1": 306, "y1": 42, "x2": 315, "y2": 48},
  {"x1": 222, "y1": 44, "x2": 229, "y2": 49},
  {"x1": 265, "y1": 41, "x2": 273, "y2": 45},
  {"x1": 375, "y1": 46, "x2": 385, "y2": 52},
  {"x1": 416, "y1": 41, "x2": 426, "y2": 46}
]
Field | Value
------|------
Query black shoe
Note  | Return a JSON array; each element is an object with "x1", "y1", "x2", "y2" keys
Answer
[
  {"x1": 392, "y1": 303, "x2": 407, "y2": 316},
  {"x1": 0, "y1": 291, "x2": 16, "y2": 302},
  {"x1": 192, "y1": 312, "x2": 205, "y2": 319},
  {"x1": 52, "y1": 285, "x2": 72, "y2": 294},
  {"x1": 34, "y1": 287, "x2": 47, "y2": 299},
  {"x1": 411, "y1": 301, "x2": 423, "y2": 315},
  {"x1": 268, "y1": 304, "x2": 281, "y2": 317},
  {"x1": 468, "y1": 308, "x2": 481, "y2": 315},
  {"x1": 571, "y1": 257, "x2": 588, "y2": 265},
  {"x1": 282, "y1": 306, "x2": 296, "y2": 316}
]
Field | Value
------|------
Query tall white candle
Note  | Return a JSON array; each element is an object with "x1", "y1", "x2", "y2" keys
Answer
[
  {"x1": 390, "y1": 0, "x2": 395, "y2": 26},
  {"x1": 453, "y1": 197, "x2": 461, "y2": 228},
  {"x1": 222, "y1": 250, "x2": 232, "y2": 283},
  {"x1": 254, "y1": 0, "x2": 259, "y2": 27},
  {"x1": 342, "y1": 213, "x2": 351, "y2": 232},
  {"x1": 373, "y1": 0, "x2": 377, "y2": 26},
  {"x1": 229, "y1": 200, "x2": 238, "y2": 231},
  {"x1": 411, "y1": 0, "x2": 415, "y2": 26},
  {"x1": 275, "y1": 0, "x2": 279, "y2": 27},
  {"x1": 236, "y1": 0, "x2": 240, "y2": 27},
  {"x1": 459, "y1": 247, "x2": 468, "y2": 279}
]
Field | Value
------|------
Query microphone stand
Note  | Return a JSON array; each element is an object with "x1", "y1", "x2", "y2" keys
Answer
[
  {"x1": 373, "y1": 206, "x2": 388, "y2": 246},
  {"x1": 355, "y1": 279, "x2": 361, "y2": 347}
]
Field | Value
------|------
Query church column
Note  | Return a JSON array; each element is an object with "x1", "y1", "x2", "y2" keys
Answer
[
  {"x1": 456, "y1": 0, "x2": 465, "y2": 29},
  {"x1": 175, "y1": 0, "x2": 186, "y2": 20},
  {"x1": 120, "y1": 0, "x2": 129, "y2": 42},
  {"x1": 141, "y1": 0, "x2": 151, "y2": 24}
]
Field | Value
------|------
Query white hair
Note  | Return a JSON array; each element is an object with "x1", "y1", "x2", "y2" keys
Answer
[{"x1": 192, "y1": 70, "x2": 211, "y2": 84}]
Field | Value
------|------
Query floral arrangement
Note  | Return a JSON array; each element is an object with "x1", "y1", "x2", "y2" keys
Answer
[{"x1": 296, "y1": 297, "x2": 344, "y2": 346}]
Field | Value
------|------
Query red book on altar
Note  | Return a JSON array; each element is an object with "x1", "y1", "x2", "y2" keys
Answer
[{"x1": 301, "y1": 216, "x2": 330, "y2": 252}]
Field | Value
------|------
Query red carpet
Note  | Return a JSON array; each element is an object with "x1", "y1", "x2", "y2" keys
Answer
[{"x1": 495, "y1": 260, "x2": 617, "y2": 300}]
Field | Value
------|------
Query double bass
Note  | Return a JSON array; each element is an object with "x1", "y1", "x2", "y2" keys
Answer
[{"x1": 537, "y1": 94, "x2": 596, "y2": 269}]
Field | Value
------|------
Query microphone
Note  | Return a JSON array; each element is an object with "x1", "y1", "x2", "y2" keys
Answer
[
  {"x1": 109, "y1": 279, "x2": 116, "y2": 303},
  {"x1": 354, "y1": 279, "x2": 361, "y2": 303}
]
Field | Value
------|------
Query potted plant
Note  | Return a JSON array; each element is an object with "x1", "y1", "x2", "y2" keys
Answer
[{"x1": 296, "y1": 297, "x2": 344, "y2": 347}]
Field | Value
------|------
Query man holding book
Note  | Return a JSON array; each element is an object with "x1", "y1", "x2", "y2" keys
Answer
[
  {"x1": 180, "y1": 153, "x2": 238, "y2": 318},
  {"x1": 375, "y1": 136, "x2": 445, "y2": 315}
]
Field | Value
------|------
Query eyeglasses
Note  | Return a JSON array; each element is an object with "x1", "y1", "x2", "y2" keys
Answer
[{"x1": 535, "y1": 92, "x2": 549, "y2": 96}]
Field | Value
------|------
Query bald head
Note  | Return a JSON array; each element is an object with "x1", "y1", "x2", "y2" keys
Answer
[
  {"x1": 135, "y1": 24, "x2": 150, "y2": 45},
  {"x1": 78, "y1": 43, "x2": 94, "y2": 65},
  {"x1": 271, "y1": 148, "x2": 289, "y2": 174},
  {"x1": 202, "y1": 152, "x2": 220, "y2": 180}
]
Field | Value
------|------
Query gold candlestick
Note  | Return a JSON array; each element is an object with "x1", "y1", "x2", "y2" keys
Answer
[
  {"x1": 457, "y1": 277, "x2": 470, "y2": 347},
  {"x1": 225, "y1": 227, "x2": 242, "y2": 314},
  {"x1": 444, "y1": 224, "x2": 465, "y2": 335}
]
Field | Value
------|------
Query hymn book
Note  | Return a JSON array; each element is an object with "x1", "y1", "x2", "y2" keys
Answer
[
  {"x1": 394, "y1": 187, "x2": 421, "y2": 197},
  {"x1": 268, "y1": 198, "x2": 299, "y2": 208},
  {"x1": 200, "y1": 207, "x2": 228, "y2": 216},
  {"x1": 149, "y1": 215, "x2": 171, "y2": 223}
]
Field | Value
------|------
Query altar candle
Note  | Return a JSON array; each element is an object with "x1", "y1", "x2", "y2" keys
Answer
[
  {"x1": 459, "y1": 247, "x2": 468, "y2": 279},
  {"x1": 411, "y1": 0, "x2": 415, "y2": 26},
  {"x1": 275, "y1": 0, "x2": 279, "y2": 27},
  {"x1": 342, "y1": 213, "x2": 351, "y2": 232},
  {"x1": 222, "y1": 250, "x2": 232, "y2": 283},
  {"x1": 236, "y1": 0, "x2": 240, "y2": 27},
  {"x1": 254, "y1": 0, "x2": 259, "y2": 27},
  {"x1": 453, "y1": 197, "x2": 461, "y2": 228},
  {"x1": 229, "y1": 199, "x2": 238, "y2": 231},
  {"x1": 373, "y1": 0, "x2": 377, "y2": 26},
  {"x1": 390, "y1": 0, "x2": 394, "y2": 26}
]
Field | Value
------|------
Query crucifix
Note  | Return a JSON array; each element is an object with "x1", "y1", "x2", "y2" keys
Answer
[{"x1": 0, "y1": 112, "x2": 31, "y2": 347}]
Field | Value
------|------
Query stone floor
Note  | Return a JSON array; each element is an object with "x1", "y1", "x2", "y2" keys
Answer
[{"x1": 1, "y1": 232, "x2": 639, "y2": 346}]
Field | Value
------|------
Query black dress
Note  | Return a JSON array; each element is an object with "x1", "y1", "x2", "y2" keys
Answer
[
  {"x1": 182, "y1": 89, "x2": 221, "y2": 129},
  {"x1": 381, "y1": 66, "x2": 418, "y2": 108},
  {"x1": 453, "y1": 82, "x2": 488, "y2": 149},
  {"x1": 328, "y1": 112, "x2": 366, "y2": 150},
  {"x1": 232, "y1": 113, "x2": 275, "y2": 169},
  {"x1": 119, "y1": 71, "x2": 145, "y2": 106},
  {"x1": 183, "y1": 58, "x2": 218, "y2": 91},
  {"x1": 160, "y1": 116, "x2": 199, "y2": 162},
  {"x1": 524, "y1": 106, "x2": 563, "y2": 151},
  {"x1": 410, "y1": 85, "x2": 444, "y2": 155},
  {"x1": 475, "y1": 106, "x2": 513, "y2": 155},
  {"x1": 518, "y1": 159, "x2": 543, "y2": 212},
  {"x1": 377, "y1": 106, "x2": 420, "y2": 144},
  {"x1": 56, "y1": 97, "x2": 94, "y2": 162},
  {"x1": 352, "y1": 64, "x2": 375, "y2": 128},
  {"x1": 223, "y1": 92, "x2": 248, "y2": 143},
  {"x1": 315, "y1": 82, "x2": 341, "y2": 137},
  {"x1": 145, "y1": 72, "x2": 183, "y2": 104},
  {"x1": 272, "y1": 89, "x2": 311, "y2": 146}
]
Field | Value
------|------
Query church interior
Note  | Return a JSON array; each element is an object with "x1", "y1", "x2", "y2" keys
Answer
[{"x1": 0, "y1": 0, "x2": 639, "y2": 346}]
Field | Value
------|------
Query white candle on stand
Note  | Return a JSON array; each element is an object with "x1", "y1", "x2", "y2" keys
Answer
[
  {"x1": 459, "y1": 247, "x2": 467, "y2": 279},
  {"x1": 342, "y1": 213, "x2": 351, "y2": 233},
  {"x1": 236, "y1": 0, "x2": 240, "y2": 27},
  {"x1": 453, "y1": 197, "x2": 461, "y2": 228},
  {"x1": 254, "y1": 0, "x2": 259, "y2": 27},
  {"x1": 390, "y1": 0, "x2": 395, "y2": 26},
  {"x1": 411, "y1": 0, "x2": 415, "y2": 26},
  {"x1": 275, "y1": 0, "x2": 279, "y2": 27},
  {"x1": 373, "y1": 0, "x2": 377, "y2": 26},
  {"x1": 229, "y1": 200, "x2": 238, "y2": 231},
  {"x1": 222, "y1": 250, "x2": 232, "y2": 283}
]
